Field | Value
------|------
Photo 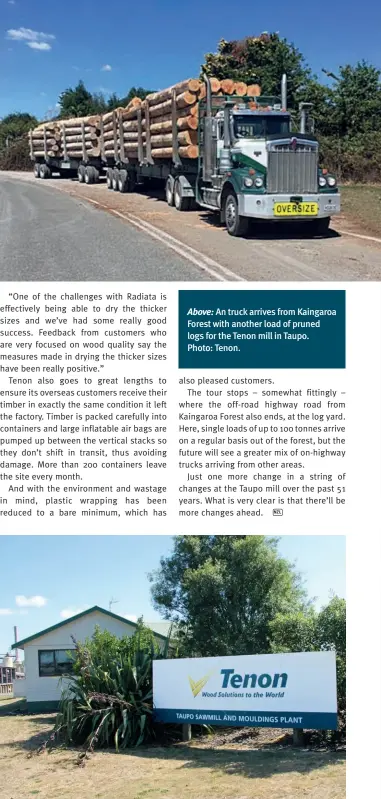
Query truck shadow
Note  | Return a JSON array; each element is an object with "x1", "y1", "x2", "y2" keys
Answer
[
  {"x1": 200, "y1": 212, "x2": 341, "y2": 240},
  {"x1": 128, "y1": 187, "x2": 342, "y2": 240}
]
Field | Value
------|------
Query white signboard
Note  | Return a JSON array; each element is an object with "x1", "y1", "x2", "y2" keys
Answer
[{"x1": 153, "y1": 651, "x2": 337, "y2": 729}]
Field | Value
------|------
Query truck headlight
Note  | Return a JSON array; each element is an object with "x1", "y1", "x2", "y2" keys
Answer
[
  {"x1": 327, "y1": 176, "x2": 336, "y2": 187},
  {"x1": 319, "y1": 176, "x2": 327, "y2": 187},
  {"x1": 254, "y1": 176, "x2": 264, "y2": 187},
  {"x1": 244, "y1": 177, "x2": 254, "y2": 187}
]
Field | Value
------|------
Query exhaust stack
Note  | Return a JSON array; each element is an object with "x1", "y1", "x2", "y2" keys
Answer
[{"x1": 281, "y1": 74, "x2": 287, "y2": 110}]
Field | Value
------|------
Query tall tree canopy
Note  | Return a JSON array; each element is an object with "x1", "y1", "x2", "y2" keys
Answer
[
  {"x1": 269, "y1": 595, "x2": 346, "y2": 712},
  {"x1": 149, "y1": 535, "x2": 306, "y2": 657},
  {"x1": 0, "y1": 112, "x2": 38, "y2": 149},
  {"x1": 202, "y1": 32, "x2": 311, "y2": 110},
  {"x1": 57, "y1": 81, "x2": 154, "y2": 118},
  {"x1": 58, "y1": 80, "x2": 106, "y2": 118},
  {"x1": 330, "y1": 61, "x2": 381, "y2": 136}
]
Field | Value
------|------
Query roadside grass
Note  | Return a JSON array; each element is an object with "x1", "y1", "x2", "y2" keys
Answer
[
  {"x1": 340, "y1": 184, "x2": 381, "y2": 237},
  {"x1": 0, "y1": 713, "x2": 345, "y2": 799}
]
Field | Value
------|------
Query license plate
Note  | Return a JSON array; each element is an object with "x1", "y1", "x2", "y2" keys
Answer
[{"x1": 274, "y1": 202, "x2": 318, "y2": 217}]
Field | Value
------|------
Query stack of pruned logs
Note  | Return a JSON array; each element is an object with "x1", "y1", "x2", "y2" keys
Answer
[
  {"x1": 102, "y1": 77, "x2": 261, "y2": 162},
  {"x1": 30, "y1": 116, "x2": 102, "y2": 159}
]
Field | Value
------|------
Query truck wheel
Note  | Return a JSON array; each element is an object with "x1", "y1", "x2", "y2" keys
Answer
[
  {"x1": 118, "y1": 169, "x2": 129, "y2": 193},
  {"x1": 174, "y1": 179, "x2": 191, "y2": 211},
  {"x1": 39, "y1": 164, "x2": 51, "y2": 179},
  {"x1": 90, "y1": 166, "x2": 100, "y2": 184},
  {"x1": 84, "y1": 166, "x2": 93, "y2": 184},
  {"x1": 106, "y1": 168, "x2": 114, "y2": 189},
  {"x1": 34, "y1": 164, "x2": 41, "y2": 179},
  {"x1": 78, "y1": 165, "x2": 86, "y2": 183},
  {"x1": 224, "y1": 192, "x2": 249, "y2": 237},
  {"x1": 309, "y1": 217, "x2": 330, "y2": 237},
  {"x1": 165, "y1": 177, "x2": 174, "y2": 206},
  {"x1": 112, "y1": 169, "x2": 119, "y2": 191}
]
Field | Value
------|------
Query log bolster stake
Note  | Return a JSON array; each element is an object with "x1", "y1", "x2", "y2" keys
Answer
[{"x1": 172, "y1": 87, "x2": 181, "y2": 166}]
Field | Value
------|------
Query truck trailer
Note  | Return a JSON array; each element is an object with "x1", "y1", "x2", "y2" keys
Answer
[
  {"x1": 30, "y1": 115, "x2": 104, "y2": 184},
  {"x1": 30, "y1": 75, "x2": 340, "y2": 237}
]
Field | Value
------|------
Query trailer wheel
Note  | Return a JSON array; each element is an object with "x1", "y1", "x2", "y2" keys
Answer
[
  {"x1": 118, "y1": 169, "x2": 129, "y2": 193},
  {"x1": 112, "y1": 169, "x2": 119, "y2": 191},
  {"x1": 224, "y1": 192, "x2": 249, "y2": 237},
  {"x1": 106, "y1": 168, "x2": 114, "y2": 189},
  {"x1": 34, "y1": 164, "x2": 41, "y2": 179},
  {"x1": 165, "y1": 177, "x2": 174, "y2": 206},
  {"x1": 90, "y1": 166, "x2": 100, "y2": 184},
  {"x1": 78, "y1": 165, "x2": 86, "y2": 183},
  {"x1": 39, "y1": 164, "x2": 51, "y2": 179},
  {"x1": 84, "y1": 166, "x2": 94, "y2": 185},
  {"x1": 174, "y1": 178, "x2": 191, "y2": 211}
]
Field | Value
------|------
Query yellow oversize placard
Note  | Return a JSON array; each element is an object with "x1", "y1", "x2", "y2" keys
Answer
[{"x1": 273, "y1": 202, "x2": 318, "y2": 216}]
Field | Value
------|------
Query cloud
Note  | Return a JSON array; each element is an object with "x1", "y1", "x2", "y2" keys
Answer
[
  {"x1": 28, "y1": 41, "x2": 52, "y2": 51},
  {"x1": 6, "y1": 28, "x2": 55, "y2": 50},
  {"x1": 8, "y1": 1, "x2": 16, "y2": 4},
  {"x1": 15, "y1": 595, "x2": 47, "y2": 608},
  {"x1": 101, "y1": 64, "x2": 112, "y2": 72},
  {"x1": 0, "y1": 608, "x2": 13, "y2": 616},
  {"x1": 60, "y1": 606, "x2": 88, "y2": 619}
]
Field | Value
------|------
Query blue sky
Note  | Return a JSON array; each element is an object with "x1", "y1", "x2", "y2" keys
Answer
[
  {"x1": 0, "y1": 535, "x2": 345, "y2": 653},
  {"x1": 1, "y1": 0, "x2": 380, "y2": 119}
]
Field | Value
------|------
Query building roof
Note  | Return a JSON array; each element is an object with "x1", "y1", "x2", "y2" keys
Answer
[
  {"x1": 11, "y1": 605, "x2": 169, "y2": 649},
  {"x1": 145, "y1": 621, "x2": 173, "y2": 637}
]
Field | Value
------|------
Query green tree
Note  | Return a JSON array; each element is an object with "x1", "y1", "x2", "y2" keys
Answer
[
  {"x1": 297, "y1": 79, "x2": 336, "y2": 137},
  {"x1": 106, "y1": 92, "x2": 122, "y2": 111},
  {"x1": 330, "y1": 61, "x2": 381, "y2": 137},
  {"x1": 269, "y1": 595, "x2": 346, "y2": 721},
  {"x1": 58, "y1": 80, "x2": 102, "y2": 118},
  {"x1": 202, "y1": 32, "x2": 312, "y2": 110},
  {"x1": 0, "y1": 112, "x2": 38, "y2": 150},
  {"x1": 72, "y1": 618, "x2": 159, "y2": 675},
  {"x1": 149, "y1": 536, "x2": 306, "y2": 657},
  {"x1": 119, "y1": 86, "x2": 153, "y2": 105}
]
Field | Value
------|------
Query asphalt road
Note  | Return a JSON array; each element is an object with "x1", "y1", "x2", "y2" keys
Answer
[
  {"x1": 1, "y1": 172, "x2": 381, "y2": 281},
  {"x1": 0, "y1": 176, "x2": 209, "y2": 281}
]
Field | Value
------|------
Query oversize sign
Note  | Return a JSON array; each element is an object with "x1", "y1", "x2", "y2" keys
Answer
[{"x1": 153, "y1": 652, "x2": 337, "y2": 729}]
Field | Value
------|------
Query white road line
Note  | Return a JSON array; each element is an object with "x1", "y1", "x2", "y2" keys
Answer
[
  {"x1": 85, "y1": 198, "x2": 247, "y2": 282},
  {"x1": 338, "y1": 229, "x2": 381, "y2": 244}
]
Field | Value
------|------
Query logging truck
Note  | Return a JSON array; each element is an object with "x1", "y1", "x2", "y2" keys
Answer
[{"x1": 30, "y1": 74, "x2": 340, "y2": 237}]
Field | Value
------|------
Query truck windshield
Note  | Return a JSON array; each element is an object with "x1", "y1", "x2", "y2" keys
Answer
[{"x1": 233, "y1": 115, "x2": 290, "y2": 138}]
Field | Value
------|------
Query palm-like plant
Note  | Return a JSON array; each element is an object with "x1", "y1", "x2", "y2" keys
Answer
[{"x1": 47, "y1": 629, "x2": 169, "y2": 759}]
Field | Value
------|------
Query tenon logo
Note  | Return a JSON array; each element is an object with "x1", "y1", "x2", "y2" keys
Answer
[{"x1": 188, "y1": 673, "x2": 212, "y2": 697}]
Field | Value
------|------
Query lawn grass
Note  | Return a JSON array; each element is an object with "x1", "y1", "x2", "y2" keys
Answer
[
  {"x1": 0, "y1": 713, "x2": 345, "y2": 799},
  {"x1": 340, "y1": 184, "x2": 381, "y2": 236}
]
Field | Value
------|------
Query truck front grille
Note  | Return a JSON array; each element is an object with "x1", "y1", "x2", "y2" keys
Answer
[{"x1": 267, "y1": 148, "x2": 318, "y2": 194}]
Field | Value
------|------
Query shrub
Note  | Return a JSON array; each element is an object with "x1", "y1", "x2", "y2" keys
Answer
[
  {"x1": 0, "y1": 138, "x2": 33, "y2": 171},
  {"x1": 45, "y1": 623, "x2": 169, "y2": 760}
]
